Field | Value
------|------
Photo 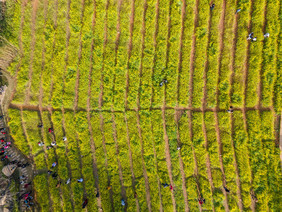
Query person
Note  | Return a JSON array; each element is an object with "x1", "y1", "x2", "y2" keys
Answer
[
  {"x1": 235, "y1": 8, "x2": 241, "y2": 14},
  {"x1": 177, "y1": 146, "x2": 181, "y2": 150},
  {"x1": 134, "y1": 192, "x2": 137, "y2": 198},
  {"x1": 48, "y1": 170, "x2": 53, "y2": 175},
  {"x1": 252, "y1": 37, "x2": 257, "y2": 42},
  {"x1": 63, "y1": 136, "x2": 67, "y2": 141},
  {"x1": 46, "y1": 145, "x2": 53, "y2": 150},
  {"x1": 56, "y1": 181, "x2": 61, "y2": 188},
  {"x1": 170, "y1": 185, "x2": 173, "y2": 190},
  {"x1": 0, "y1": 128, "x2": 5, "y2": 131},
  {"x1": 224, "y1": 186, "x2": 230, "y2": 193},
  {"x1": 159, "y1": 81, "x2": 164, "y2": 87},
  {"x1": 1, "y1": 131, "x2": 6, "y2": 135},
  {"x1": 82, "y1": 199, "x2": 88, "y2": 208},
  {"x1": 0, "y1": 138, "x2": 5, "y2": 143},
  {"x1": 38, "y1": 142, "x2": 44, "y2": 146},
  {"x1": 162, "y1": 183, "x2": 169, "y2": 188},
  {"x1": 107, "y1": 185, "x2": 112, "y2": 190},
  {"x1": 121, "y1": 199, "x2": 125, "y2": 206},
  {"x1": 77, "y1": 178, "x2": 83, "y2": 183},
  {"x1": 20, "y1": 175, "x2": 26, "y2": 180},
  {"x1": 38, "y1": 124, "x2": 43, "y2": 128},
  {"x1": 66, "y1": 178, "x2": 71, "y2": 184},
  {"x1": 264, "y1": 32, "x2": 270, "y2": 38},
  {"x1": 159, "y1": 79, "x2": 168, "y2": 87},
  {"x1": 227, "y1": 106, "x2": 233, "y2": 113},
  {"x1": 0, "y1": 115, "x2": 4, "y2": 119},
  {"x1": 51, "y1": 162, "x2": 57, "y2": 168},
  {"x1": 48, "y1": 128, "x2": 53, "y2": 133},
  {"x1": 51, "y1": 141, "x2": 56, "y2": 146},
  {"x1": 198, "y1": 198, "x2": 204, "y2": 205},
  {"x1": 22, "y1": 162, "x2": 30, "y2": 168},
  {"x1": 24, "y1": 182, "x2": 32, "y2": 189},
  {"x1": 52, "y1": 172, "x2": 58, "y2": 179},
  {"x1": 96, "y1": 191, "x2": 100, "y2": 198},
  {"x1": 247, "y1": 32, "x2": 254, "y2": 40},
  {"x1": 210, "y1": 3, "x2": 215, "y2": 11}
]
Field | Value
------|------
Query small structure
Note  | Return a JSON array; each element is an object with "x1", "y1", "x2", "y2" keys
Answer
[{"x1": 2, "y1": 164, "x2": 16, "y2": 177}]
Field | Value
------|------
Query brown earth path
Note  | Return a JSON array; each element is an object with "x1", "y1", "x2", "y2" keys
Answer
[
  {"x1": 280, "y1": 114, "x2": 282, "y2": 170},
  {"x1": 111, "y1": 109, "x2": 128, "y2": 211},
  {"x1": 124, "y1": 112, "x2": 141, "y2": 212},
  {"x1": 25, "y1": 0, "x2": 39, "y2": 104},
  {"x1": 73, "y1": 0, "x2": 86, "y2": 110},
  {"x1": 188, "y1": 0, "x2": 199, "y2": 107},
  {"x1": 149, "y1": 0, "x2": 159, "y2": 107}
]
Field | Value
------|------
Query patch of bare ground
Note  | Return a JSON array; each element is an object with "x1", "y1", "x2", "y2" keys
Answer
[
  {"x1": 25, "y1": 0, "x2": 39, "y2": 104},
  {"x1": 279, "y1": 114, "x2": 282, "y2": 170},
  {"x1": 124, "y1": 112, "x2": 140, "y2": 211},
  {"x1": 73, "y1": 0, "x2": 86, "y2": 110},
  {"x1": 188, "y1": 0, "x2": 199, "y2": 107},
  {"x1": 161, "y1": 108, "x2": 177, "y2": 211},
  {"x1": 136, "y1": 110, "x2": 152, "y2": 211},
  {"x1": 149, "y1": 0, "x2": 159, "y2": 108}
]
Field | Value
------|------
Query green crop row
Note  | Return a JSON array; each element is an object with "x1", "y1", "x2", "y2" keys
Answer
[
  {"x1": 218, "y1": 0, "x2": 236, "y2": 108},
  {"x1": 191, "y1": 1, "x2": 209, "y2": 108},
  {"x1": 261, "y1": 0, "x2": 280, "y2": 107},
  {"x1": 206, "y1": 0, "x2": 221, "y2": 108},
  {"x1": 245, "y1": 0, "x2": 265, "y2": 107},
  {"x1": 139, "y1": 0, "x2": 156, "y2": 108}
]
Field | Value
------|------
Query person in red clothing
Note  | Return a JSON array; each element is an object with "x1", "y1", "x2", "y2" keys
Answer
[
  {"x1": 198, "y1": 197, "x2": 205, "y2": 205},
  {"x1": 48, "y1": 128, "x2": 53, "y2": 133},
  {"x1": 170, "y1": 185, "x2": 173, "y2": 190}
]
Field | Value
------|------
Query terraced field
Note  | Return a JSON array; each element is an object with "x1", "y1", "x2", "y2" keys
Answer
[{"x1": 2, "y1": 0, "x2": 281, "y2": 211}]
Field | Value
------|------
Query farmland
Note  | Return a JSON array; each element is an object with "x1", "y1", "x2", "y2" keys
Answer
[{"x1": 1, "y1": 0, "x2": 281, "y2": 211}]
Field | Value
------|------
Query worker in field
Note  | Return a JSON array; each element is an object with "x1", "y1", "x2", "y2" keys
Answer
[
  {"x1": 0, "y1": 138, "x2": 5, "y2": 143},
  {"x1": 66, "y1": 178, "x2": 71, "y2": 184},
  {"x1": 247, "y1": 32, "x2": 254, "y2": 40},
  {"x1": 52, "y1": 172, "x2": 58, "y2": 179},
  {"x1": 264, "y1": 33, "x2": 270, "y2": 38},
  {"x1": 224, "y1": 186, "x2": 230, "y2": 193},
  {"x1": 48, "y1": 128, "x2": 53, "y2": 133},
  {"x1": 107, "y1": 185, "x2": 112, "y2": 190},
  {"x1": 235, "y1": 8, "x2": 241, "y2": 14},
  {"x1": 210, "y1": 3, "x2": 215, "y2": 11},
  {"x1": 159, "y1": 79, "x2": 168, "y2": 87},
  {"x1": 63, "y1": 136, "x2": 67, "y2": 141},
  {"x1": 82, "y1": 199, "x2": 88, "y2": 208},
  {"x1": 77, "y1": 178, "x2": 83, "y2": 183},
  {"x1": 252, "y1": 37, "x2": 257, "y2": 42},
  {"x1": 170, "y1": 185, "x2": 173, "y2": 190},
  {"x1": 121, "y1": 199, "x2": 125, "y2": 206},
  {"x1": 51, "y1": 162, "x2": 57, "y2": 168},
  {"x1": 227, "y1": 106, "x2": 233, "y2": 113},
  {"x1": 46, "y1": 145, "x2": 53, "y2": 150},
  {"x1": 38, "y1": 141, "x2": 44, "y2": 146},
  {"x1": 0, "y1": 115, "x2": 4, "y2": 119},
  {"x1": 51, "y1": 141, "x2": 56, "y2": 146},
  {"x1": 96, "y1": 191, "x2": 100, "y2": 198},
  {"x1": 38, "y1": 124, "x2": 43, "y2": 128},
  {"x1": 162, "y1": 183, "x2": 169, "y2": 188},
  {"x1": 47, "y1": 170, "x2": 53, "y2": 175}
]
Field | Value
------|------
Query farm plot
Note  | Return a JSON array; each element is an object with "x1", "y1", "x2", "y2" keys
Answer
[{"x1": 2, "y1": 0, "x2": 281, "y2": 211}]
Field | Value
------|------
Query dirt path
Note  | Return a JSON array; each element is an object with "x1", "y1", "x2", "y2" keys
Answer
[
  {"x1": 161, "y1": 108, "x2": 177, "y2": 211},
  {"x1": 188, "y1": 0, "x2": 199, "y2": 107},
  {"x1": 25, "y1": 0, "x2": 39, "y2": 104},
  {"x1": 111, "y1": 109, "x2": 128, "y2": 211},
  {"x1": 149, "y1": 0, "x2": 160, "y2": 107},
  {"x1": 279, "y1": 114, "x2": 282, "y2": 170},
  {"x1": 124, "y1": 112, "x2": 140, "y2": 211},
  {"x1": 136, "y1": 110, "x2": 152, "y2": 211},
  {"x1": 73, "y1": 0, "x2": 86, "y2": 110},
  {"x1": 125, "y1": 0, "x2": 136, "y2": 109}
]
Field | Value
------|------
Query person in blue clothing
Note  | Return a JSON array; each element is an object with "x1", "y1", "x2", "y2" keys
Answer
[{"x1": 121, "y1": 199, "x2": 125, "y2": 206}]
